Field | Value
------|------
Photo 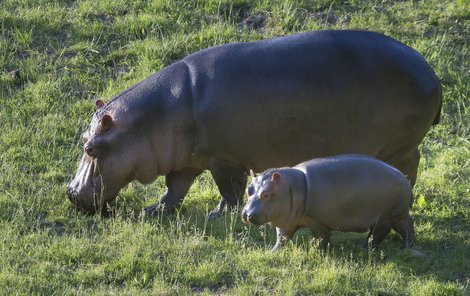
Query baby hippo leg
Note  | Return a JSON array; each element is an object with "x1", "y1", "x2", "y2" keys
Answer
[
  {"x1": 273, "y1": 227, "x2": 297, "y2": 251},
  {"x1": 309, "y1": 222, "x2": 331, "y2": 250},
  {"x1": 392, "y1": 215, "x2": 415, "y2": 247}
]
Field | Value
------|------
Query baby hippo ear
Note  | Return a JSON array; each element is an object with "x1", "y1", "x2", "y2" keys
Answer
[
  {"x1": 250, "y1": 169, "x2": 257, "y2": 178},
  {"x1": 96, "y1": 99, "x2": 105, "y2": 109},
  {"x1": 272, "y1": 172, "x2": 281, "y2": 183}
]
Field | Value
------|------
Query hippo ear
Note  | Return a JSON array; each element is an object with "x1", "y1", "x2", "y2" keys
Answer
[
  {"x1": 100, "y1": 114, "x2": 113, "y2": 132},
  {"x1": 272, "y1": 172, "x2": 281, "y2": 183},
  {"x1": 250, "y1": 169, "x2": 257, "y2": 178},
  {"x1": 96, "y1": 99, "x2": 105, "y2": 109}
]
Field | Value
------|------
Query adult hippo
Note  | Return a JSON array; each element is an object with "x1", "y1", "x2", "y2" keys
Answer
[{"x1": 66, "y1": 30, "x2": 442, "y2": 217}]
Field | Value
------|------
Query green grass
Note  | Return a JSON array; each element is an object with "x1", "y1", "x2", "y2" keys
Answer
[{"x1": 1, "y1": 0, "x2": 469, "y2": 294}]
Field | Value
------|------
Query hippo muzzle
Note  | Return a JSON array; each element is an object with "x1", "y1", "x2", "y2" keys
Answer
[
  {"x1": 241, "y1": 206, "x2": 268, "y2": 226},
  {"x1": 66, "y1": 183, "x2": 102, "y2": 214},
  {"x1": 66, "y1": 154, "x2": 106, "y2": 214}
]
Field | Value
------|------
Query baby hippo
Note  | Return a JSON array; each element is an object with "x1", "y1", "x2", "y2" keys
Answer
[{"x1": 242, "y1": 155, "x2": 415, "y2": 250}]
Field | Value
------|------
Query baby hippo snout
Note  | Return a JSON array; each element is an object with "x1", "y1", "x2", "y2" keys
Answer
[
  {"x1": 241, "y1": 205, "x2": 267, "y2": 226},
  {"x1": 241, "y1": 209, "x2": 249, "y2": 223},
  {"x1": 241, "y1": 209, "x2": 260, "y2": 225},
  {"x1": 241, "y1": 209, "x2": 258, "y2": 224}
]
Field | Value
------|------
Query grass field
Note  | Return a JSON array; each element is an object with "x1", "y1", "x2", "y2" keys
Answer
[{"x1": 1, "y1": 0, "x2": 469, "y2": 295}]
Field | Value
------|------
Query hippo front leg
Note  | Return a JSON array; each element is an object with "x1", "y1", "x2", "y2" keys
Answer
[
  {"x1": 145, "y1": 167, "x2": 203, "y2": 215},
  {"x1": 207, "y1": 159, "x2": 247, "y2": 220},
  {"x1": 272, "y1": 227, "x2": 297, "y2": 251}
]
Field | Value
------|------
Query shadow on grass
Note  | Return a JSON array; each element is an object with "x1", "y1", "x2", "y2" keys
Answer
[
  {"x1": 154, "y1": 205, "x2": 468, "y2": 284},
  {"x1": 49, "y1": 190, "x2": 469, "y2": 289}
]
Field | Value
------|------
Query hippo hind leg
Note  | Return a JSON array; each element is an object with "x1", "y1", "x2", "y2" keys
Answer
[
  {"x1": 392, "y1": 214, "x2": 415, "y2": 248},
  {"x1": 208, "y1": 159, "x2": 247, "y2": 220},
  {"x1": 364, "y1": 220, "x2": 392, "y2": 249},
  {"x1": 389, "y1": 148, "x2": 420, "y2": 188},
  {"x1": 145, "y1": 167, "x2": 204, "y2": 215}
]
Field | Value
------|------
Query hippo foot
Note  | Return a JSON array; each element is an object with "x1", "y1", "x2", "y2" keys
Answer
[
  {"x1": 362, "y1": 240, "x2": 380, "y2": 251},
  {"x1": 207, "y1": 206, "x2": 226, "y2": 220},
  {"x1": 101, "y1": 204, "x2": 115, "y2": 218},
  {"x1": 207, "y1": 201, "x2": 243, "y2": 221},
  {"x1": 144, "y1": 202, "x2": 172, "y2": 217},
  {"x1": 271, "y1": 243, "x2": 283, "y2": 252},
  {"x1": 207, "y1": 198, "x2": 227, "y2": 221}
]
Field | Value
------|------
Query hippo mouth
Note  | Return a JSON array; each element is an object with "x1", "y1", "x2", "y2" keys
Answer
[
  {"x1": 66, "y1": 157, "x2": 107, "y2": 214},
  {"x1": 66, "y1": 187, "x2": 104, "y2": 214},
  {"x1": 66, "y1": 183, "x2": 105, "y2": 214}
]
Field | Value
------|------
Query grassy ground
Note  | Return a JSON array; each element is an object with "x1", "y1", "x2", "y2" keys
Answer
[{"x1": 1, "y1": 0, "x2": 469, "y2": 294}]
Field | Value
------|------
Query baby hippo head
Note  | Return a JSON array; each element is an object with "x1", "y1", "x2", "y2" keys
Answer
[{"x1": 242, "y1": 170, "x2": 288, "y2": 226}]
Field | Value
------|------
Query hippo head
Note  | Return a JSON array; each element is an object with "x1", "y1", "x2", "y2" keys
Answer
[
  {"x1": 66, "y1": 100, "x2": 157, "y2": 214},
  {"x1": 241, "y1": 171, "x2": 288, "y2": 226}
]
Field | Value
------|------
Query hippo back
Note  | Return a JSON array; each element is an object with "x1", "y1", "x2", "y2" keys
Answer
[{"x1": 183, "y1": 30, "x2": 441, "y2": 171}]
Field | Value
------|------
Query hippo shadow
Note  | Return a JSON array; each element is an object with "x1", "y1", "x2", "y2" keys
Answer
[
  {"x1": 177, "y1": 206, "x2": 468, "y2": 284},
  {"x1": 101, "y1": 181, "x2": 469, "y2": 285}
]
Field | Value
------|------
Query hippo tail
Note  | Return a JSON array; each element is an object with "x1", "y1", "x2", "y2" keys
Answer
[
  {"x1": 431, "y1": 75, "x2": 443, "y2": 125},
  {"x1": 433, "y1": 100, "x2": 442, "y2": 125},
  {"x1": 409, "y1": 191, "x2": 414, "y2": 208}
]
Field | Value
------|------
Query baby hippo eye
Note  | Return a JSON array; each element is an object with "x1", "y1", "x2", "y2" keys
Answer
[{"x1": 259, "y1": 191, "x2": 270, "y2": 199}]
